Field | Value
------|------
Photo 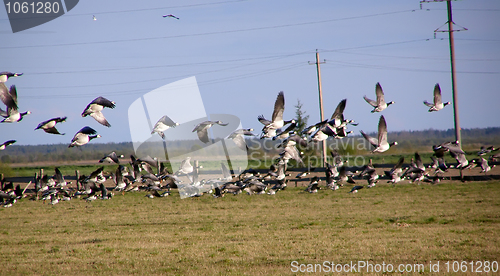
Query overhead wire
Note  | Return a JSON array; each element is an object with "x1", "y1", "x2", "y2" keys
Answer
[{"x1": 0, "y1": 9, "x2": 417, "y2": 49}]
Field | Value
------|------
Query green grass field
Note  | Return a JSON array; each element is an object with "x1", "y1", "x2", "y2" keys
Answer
[{"x1": 1, "y1": 180, "x2": 499, "y2": 275}]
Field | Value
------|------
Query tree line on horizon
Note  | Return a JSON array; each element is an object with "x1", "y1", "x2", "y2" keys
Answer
[{"x1": 0, "y1": 127, "x2": 499, "y2": 165}]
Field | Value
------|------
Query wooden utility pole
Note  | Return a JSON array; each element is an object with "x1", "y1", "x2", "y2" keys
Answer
[
  {"x1": 421, "y1": 0, "x2": 467, "y2": 145},
  {"x1": 446, "y1": 0, "x2": 461, "y2": 145},
  {"x1": 309, "y1": 50, "x2": 327, "y2": 166}
]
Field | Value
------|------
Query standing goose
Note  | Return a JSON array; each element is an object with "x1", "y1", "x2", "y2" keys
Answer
[
  {"x1": 151, "y1": 115, "x2": 179, "y2": 139},
  {"x1": 192, "y1": 120, "x2": 228, "y2": 143},
  {"x1": 0, "y1": 71, "x2": 23, "y2": 83},
  {"x1": 68, "y1": 126, "x2": 101, "y2": 148},
  {"x1": 363, "y1": 82, "x2": 394, "y2": 113},
  {"x1": 35, "y1": 117, "x2": 67, "y2": 135},
  {"x1": 258, "y1": 91, "x2": 286, "y2": 138},
  {"x1": 81, "y1": 96, "x2": 115, "y2": 127},
  {"x1": 0, "y1": 85, "x2": 30, "y2": 123},
  {"x1": 0, "y1": 140, "x2": 16, "y2": 150},
  {"x1": 424, "y1": 84, "x2": 450, "y2": 112},
  {"x1": 360, "y1": 115, "x2": 397, "y2": 153}
]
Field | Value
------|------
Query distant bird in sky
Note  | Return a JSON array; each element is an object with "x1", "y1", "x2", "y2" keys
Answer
[
  {"x1": 363, "y1": 82, "x2": 394, "y2": 113},
  {"x1": 0, "y1": 71, "x2": 23, "y2": 83},
  {"x1": 151, "y1": 115, "x2": 179, "y2": 139},
  {"x1": 424, "y1": 83, "x2": 450, "y2": 112},
  {"x1": 69, "y1": 126, "x2": 101, "y2": 148},
  {"x1": 81, "y1": 96, "x2": 115, "y2": 127},
  {"x1": 360, "y1": 115, "x2": 397, "y2": 153},
  {"x1": 163, "y1": 14, "x2": 179, "y2": 20},
  {"x1": 192, "y1": 120, "x2": 228, "y2": 143},
  {"x1": 35, "y1": 117, "x2": 67, "y2": 135},
  {"x1": 0, "y1": 140, "x2": 16, "y2": 150},
  {"x1": 0, "y1": 84, "x2": 30, "y2": 123},
  {"x1": 93, "y1": 15, "x2": 96, "y2": 21}
]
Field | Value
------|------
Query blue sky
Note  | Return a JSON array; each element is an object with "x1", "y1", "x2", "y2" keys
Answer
[{"x1": 1, "y1": 0, "x2": 499, "y2": 146}]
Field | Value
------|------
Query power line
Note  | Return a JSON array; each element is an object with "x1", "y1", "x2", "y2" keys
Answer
[
  {"x1": 70, "y1": 0, "x2": 249, "y2": 16},
  {"x1": 0, "y1": 9, "x2": 417, "y2": 50},
  {"x1": 324, "y1": 60, "x2": 498, "y2": 74},
  {"x1": 22, "y1": 62, "x2": 307, "y2": 99}
]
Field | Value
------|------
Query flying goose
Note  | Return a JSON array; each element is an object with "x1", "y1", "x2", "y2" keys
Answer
[
  {"x1": 0, "y1": 71, "x2": 23, "y2": 83},
  {"x1": 0, "y1": 140, "x2": 16, "y2": 150},
  {"x1": 360, "y1": 115, "x2": 397, "y2": 153},
  {"x1": 151, "y1": 115, "x2": 179, "y2": 139},
  {"x1": 325, "y1": 167, "x2": 339, "y2": 190},
  {"x1": 54, "y1": 167, "x2": 70, "y2": 187},
  {"x1": 85, "y1": 166, "x2": 106, "y2": 184},
  {"x1": 477, "y1": 146, "x2": 499, "y2": 156},
  {"x1": 349, "y1": 185, "x2": 364, "y2": 193},
  {"x1": 365, "y1": 168, "x2": 379, "y2": 188},
  {"x1": 363, "y1": 82, "x2": 394, "y2": 113},
  {"x1": 433, "y1": 141, "x2": 464, "y2": 157},
  {"x1": 192, "y1": 120, "x2": 228, "y2": 143},
  {"x1": 385, "y1": 156, "x2": 405, "y2": 183},
  {"x1": 112, "y1": 165, "x2": 129, "y2": 192},
  {"x1": 99, "y1": 152, "x2": 123, "y2": 164},
  {"x1": 305, "y1": 176, "x2": 320, "y2": 193},
  {"x1": 330, "y1": 99, "x2": 347, "y2": 126},
  {"x1": 163, "y1": 14, "x2": 180, "y2": 19},
  {"x1": 402, "y1": 153, "x2": 427, "y2": 182},
  {"x1": 326, "y1": 161, "x2": 339, "y2": 178},
  {"x1": 272, "y1": 121, "x2": 297, "y2": 140},
  {"x1": 330, "y1": 150, "x2": 345, "y2": 167},
  {"x1": 258, "y1": 91, "x2": 286, "y2": 138},
  {"x1": 450, "y1": 150, "x2": 470, "y2": 170},
  {"x1": 228, "y1": 128, "x2": 255, "y2": 150},
  {"x1": 0, "y1": 84, "x2": 31, "y2": 123},
  {"x1": 309, "y1": 121, "x2": 337, "y2": 142},
  {"x1": 35, "y1": 117, "x2": 67, "y2": 135},
  {"x1": 81, "y1": 96, "x2": 115, "y2": 127},
  {"x1": 328, "y1": 98, "x2": 358, "y2": 128},
  {"x1": 243, "y1": 179, "x2": 267, "y2": 195},
  {"x1": 477, "y1": 157, "x2": 494, "y2": 174},
  {"x1": 175, "y1": 157, "x2": 193, "y2": 175},
  {"x1": 68, "y1": 126, "x2": 101, "y2": 147},
  {"x1": 338, "y1": 165, "x2": 355, "y2": 184},
  {"x1": 424, "y1": 84, "x2": 450, "y2": 112}
]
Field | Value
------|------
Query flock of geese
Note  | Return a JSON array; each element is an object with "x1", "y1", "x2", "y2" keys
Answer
[{"x1": 0, "y1": 72, "x2": 498, "y2": 206}]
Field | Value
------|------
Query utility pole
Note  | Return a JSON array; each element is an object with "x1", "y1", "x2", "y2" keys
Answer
[
  {"x1": 421, "y1": 0, "x2": 467, "y2": 145},
  {"x1": 309, "y1": 50, "x2": 327, "y2": 166}
]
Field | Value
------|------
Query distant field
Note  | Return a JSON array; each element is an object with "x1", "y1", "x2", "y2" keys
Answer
[
  {"x1": 1, "y1": 180, "x2": 499, "y2": 275},
  {"x1": 3, "y1": 150, "x2": 476, "y2": 179}
]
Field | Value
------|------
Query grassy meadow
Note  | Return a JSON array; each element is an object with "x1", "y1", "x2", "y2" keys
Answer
[{"x1": 1, "y1": 180, "x2": 499, "y2": 275}]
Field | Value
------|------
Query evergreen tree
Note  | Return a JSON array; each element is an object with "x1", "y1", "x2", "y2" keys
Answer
[{"x1": 294, "y1": 99, "x2": 309, "y2": 135}]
